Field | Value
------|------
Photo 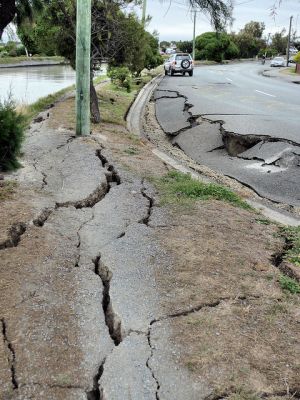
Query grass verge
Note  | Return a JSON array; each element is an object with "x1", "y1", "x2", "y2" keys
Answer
[
  {"x1": 0, "y1": 56, "x2": 65, "y2": 65},
  {"x1": 97, "y1": 82, "x2": 137, "y2": 125},
  {"x1": 21, "y1": 85, "x2": 75, "y2": 125},
  {"x1": 154, "y1": 170, "x2": 252, "y2": 210},
  {"x1": 280, "y1": 67, "x2": 297, "y2": 75},
  {"x1": 97, "y1": 65, "x2": 163, "y2": 125}
]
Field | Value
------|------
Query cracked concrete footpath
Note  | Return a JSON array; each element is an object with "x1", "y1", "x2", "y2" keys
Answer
[
  {"x1": 1, "y1": 90, "x2": 300, "y2": 400},
  {"x1": 0, "y1": 104, "x2": 202, "y2": 400}
]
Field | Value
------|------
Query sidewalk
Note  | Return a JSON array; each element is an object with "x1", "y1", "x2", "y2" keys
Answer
[
  {"x1": 0, "y1": 84, "x2": 300, "y2": 400},
  {"x1": 262, "y1": 65, "x2": 300, "y2": 83}
]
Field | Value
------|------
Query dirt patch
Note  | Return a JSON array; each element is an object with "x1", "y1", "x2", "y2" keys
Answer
[
  {"x1": 153, "y1": 201, "x2": 300, "y2": 395},
  {"x1": 156, "y1": 201, "x2": 284, "y2": 314},
  {"x1": 0, "y1": 182, "x2": 36, "y2": 248},
  {"x1": 170, "y1": 297, "x2": 300, "y2": 395}
]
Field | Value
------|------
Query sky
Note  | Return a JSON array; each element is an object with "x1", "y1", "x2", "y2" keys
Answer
[
  {"x1": 136, "y1": 0, "x2": 300, "y2": 42},
  {"x1": 1, "y1": 0, "x2": 298, "y2": 44}
]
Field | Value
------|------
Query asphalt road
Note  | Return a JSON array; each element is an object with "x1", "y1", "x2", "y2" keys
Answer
[{"x1": 155, "y1": 62, "x2": 300, "y2": 207}]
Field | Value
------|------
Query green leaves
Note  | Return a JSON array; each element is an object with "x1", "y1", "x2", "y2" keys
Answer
[{"x1": 0, "y1": 99, "x2": 25, "y2": 171}]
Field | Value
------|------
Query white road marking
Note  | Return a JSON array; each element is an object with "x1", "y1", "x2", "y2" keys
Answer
[
  {"x1": 226, "y1": 77, "x2": 233, "y2": 82},
  {"x1": 255, "y1": 89, "x2": 276, "y2": 98}
]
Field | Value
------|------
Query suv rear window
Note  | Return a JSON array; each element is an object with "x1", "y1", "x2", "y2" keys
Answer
[{"x1": 176, "y1": 55, "x2": 190, "y2": 60}]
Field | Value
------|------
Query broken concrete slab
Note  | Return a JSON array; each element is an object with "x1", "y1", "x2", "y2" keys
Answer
[
  {"x1": 169, "y1": 122, "x2": 300, "y2": 206},
  {"x1": 79, "y1": 180, "x2": 150, "y2": 270},
  {"x1": 99, "y1": 333, "x2": 157, "y2": 400},
  {"x1": 36, "y1": 140, "x2": 108, "y2": 206},
  {"x1": 212, "y1": 114, "x2": 300, "y2": 144},
  {"x1": 100, "y1": 223, "x2": 161, "y2": 335},
  {"x1": 155, "y1": 97, "x2": 190, "y2": 135},
  {"x1": 238, "y1": 141, "x2": 300, "y2": 165},
  {"x1": 0, "y1": 207, "x2": 113, "y2": 397},
  {"x1": 172, "y1": 122, "x2": 224, "y2": 154}
]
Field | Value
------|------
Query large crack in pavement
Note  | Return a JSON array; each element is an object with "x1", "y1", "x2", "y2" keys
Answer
[
  {"x1": 0, "y1": 222, "x2": 27, "y2": 251},
  {"x1": 1, "y1": 318, "x2": 18, "y2": 390},
  {"x1": 152, "y1": 88, "x2": 300, "y2": 208},
  {"x1": 93, "y1": 255, "x2": 124, "y2": 346},
  {"x1": 146, "y1": 328, "x2": 161, "y2": 400},
  {"x1": 1, "y1": 148, "x2": 122, "y2": 252},
  {"x1": 140, "y1": 178, "x2": 154, "y2": 226}
]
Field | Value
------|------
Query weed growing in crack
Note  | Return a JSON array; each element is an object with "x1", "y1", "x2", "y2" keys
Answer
[
  {"x1": 255, "y1": 218, "x2": 271, "y2": 226},
  {"x1": 155, "y1": 171, "x2": 252, "y2": 210},
  {"x1": 280, "y1": 226, "x2": 300, "y2": 266},
  {"x1": 123, "y1": 146, "x2": 139, "y2": 156},
  {"x1": 279, "y1": 275, "x2": 300, "y2": 294}
]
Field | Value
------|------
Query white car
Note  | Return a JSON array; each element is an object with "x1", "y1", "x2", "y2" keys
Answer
[
  {"x1": 270, "y1": 57, "x2": 285, "y2": 67},
  {"x1": 164, "y1": 53, "x2": 194, "y2": 77}
]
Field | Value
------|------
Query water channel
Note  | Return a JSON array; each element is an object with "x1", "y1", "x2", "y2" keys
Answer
[{"x1": 0, "y1": 65, "x2": 76, "y2": 104}]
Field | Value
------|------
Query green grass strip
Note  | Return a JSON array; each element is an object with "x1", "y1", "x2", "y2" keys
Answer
[{"x1": 156, "y1": 170, "x2": 252, "y2": 210}]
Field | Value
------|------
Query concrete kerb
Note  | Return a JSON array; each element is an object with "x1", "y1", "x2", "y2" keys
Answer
[
  {"x1": 126, "y1": 74, "x2": 164, "y2": 137},
  {"x1": 127, "y1": 73, "x2": 300, "y2": 227}
]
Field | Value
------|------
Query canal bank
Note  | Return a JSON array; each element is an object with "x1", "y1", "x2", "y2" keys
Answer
[
  {"x1": 0, "y1": 64, "x2": 76, "y2": 104},
  {"x1": 0, "y1": 57, "x2": 66, "y2": 69}
]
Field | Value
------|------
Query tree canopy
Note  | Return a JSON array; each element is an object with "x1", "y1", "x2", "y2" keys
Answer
[
  {"x1": 0, "y1": 0, "x2": 233, "y2": 40},
  {"x1": 195, "y1": 31, "x2": 239, "y2": 62}
]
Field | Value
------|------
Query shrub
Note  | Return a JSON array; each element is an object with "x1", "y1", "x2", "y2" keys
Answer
[
  {"x1": 107, "y1": 66, "x2": 132, "y2": 92},
  {"x1": 294, "y1": 51, "x2": 300, "y2": 64},
  {"x1": 0, "y1": 99, "x2": 25, "y2": 171},
  {"x1": 279, "y1": 275, "x2": 300, "y2": 294}
]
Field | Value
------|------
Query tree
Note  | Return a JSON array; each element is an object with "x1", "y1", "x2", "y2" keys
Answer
[
  {"x1": 188, "y1": 0, "x2": 233, "y2": 31},
  {"x1": 0, "y1": 0, "x2": 16, "y2": 39},
  {"x1": 0, "y1": 0, "x2": 43, "y2": 39},
  {"x1": 241, "y1": 21, "x2": 265, "y2": 38},
  {"x1": 160, "y1": 40, "x2": 170, "y2": 52},
  {"x1": 176, "y1": 40, "x2": 193, "y2": 53},
  {"x1": 232, "y1": 21, "x2": 266, "y2": 58},
  {"x1": 195, "y1": 31, "x2": 239, "y2": 62},
  {"x1": 19, "y1": 0, "x2": 161, "y2": 122},
  {"x1": 0, "y1": 0, "x2": 234, "y2": 40},
  {"x1": 271, "y1": 29, "x2": 288, "y2": 55}
]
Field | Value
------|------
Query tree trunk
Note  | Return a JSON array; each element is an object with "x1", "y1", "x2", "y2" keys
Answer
[
  {"x1": 0, "y1": 0, "x2": 16, "y2": 40},
  {"x1": 90, "y1": 79, "x2": 101, "y2": 124}
]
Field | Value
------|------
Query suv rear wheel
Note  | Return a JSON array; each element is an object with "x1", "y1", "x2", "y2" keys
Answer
[
  {"x1": 164, "y1": 68, "x2": 168, "y2": 76},
  {"x1": 189, "y1": 70, "x2": 193, "y2": 77},
  {"x1": 181, "y1": 59, "x2": 191, "y2": 69}
]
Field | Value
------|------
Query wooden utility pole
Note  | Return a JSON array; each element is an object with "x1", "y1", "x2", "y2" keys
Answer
[
  {"x1": 286, "y1": 15, "x2": 293, "y2": 67},
  {"x1": 192, "y1": 10, "x2": 196, "y2": 60},
  {"x1": 142, "y1": 0, "x2": 147, "y2": 26},
  {"x1": 76, "y1": 0, "x2": 92, "y2": 136}
]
